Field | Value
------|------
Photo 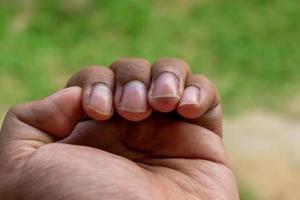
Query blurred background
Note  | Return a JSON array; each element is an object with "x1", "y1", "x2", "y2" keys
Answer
[{"x1": 0, "y1": 0, "x2": 299, "y2": 199}]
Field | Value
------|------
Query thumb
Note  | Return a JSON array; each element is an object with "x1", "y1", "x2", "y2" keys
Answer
[{"x1": 0, "y1": 87, "x2": 84, "y2": 164}]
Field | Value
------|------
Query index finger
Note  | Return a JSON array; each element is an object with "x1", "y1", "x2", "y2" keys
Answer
[{"x1": 66, "y1": 66, "x2": 115, "y2": 121}]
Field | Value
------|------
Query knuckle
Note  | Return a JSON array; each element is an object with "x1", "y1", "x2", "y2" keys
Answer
[
  {"x1": 68, "y1": 65, "x2": 114, "y2": 88},
  {"x1": 110, "y1": 57, "x2": 150, "y2": 69},
  {"x1": 156, "y1": 57, "x2": 188, "y2": 65},
  {"x1": 110, "y1": 57, "x2": 151, "y2": 85},
  {"x1": 84, "y1": 65, "x2": 112, "y2": 74},
  {"x1": 83, "y1": 65, "x2": 102, "y2": 72},
  {"x1": 110, "y1": 57, "x2": 151, "y2": 74},
  {"x1": 187, "y1": 74, "x2": 214, "y2": 88},
  {"x1": 153, "y1": 57, "x2": 191, "y2": 77}
]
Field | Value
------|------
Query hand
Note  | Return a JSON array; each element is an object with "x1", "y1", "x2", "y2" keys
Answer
[{"x1": 0, "y1": 58, "x2": 239, "y2": 200}]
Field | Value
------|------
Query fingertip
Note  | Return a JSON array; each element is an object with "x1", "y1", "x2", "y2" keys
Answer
[
  {"x1": 177, "y1": 85, "x2": 203, "y2": 118},
  {"x1": 117, "y1": 108, "x2": 152, "y2": 122},
  {"x1": 115, "y1": 80, "x2": 152, "y2": 121},
  {"x1": 149, "y1": 96, "x2": 180, "y2": 113},
  {"x1": 177, "y1": 104, "x2": 203, "y2": 119},
  {"x1": 65, "y1": 65, "x2": 116, "y2": 121},
  {"x1": 83, "y1": 107, "x2": 114, "y2": 121},
  {"x1": 148, "y1": 72, "x2": 181, "y2": 112},
  {"x1": 83, "y1": 84, "x2": 114, "y2": 121}
]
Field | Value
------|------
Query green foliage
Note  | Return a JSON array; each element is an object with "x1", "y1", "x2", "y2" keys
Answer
[{"x1": 0, "y1": 0, "x2": 299, "y2": 113}]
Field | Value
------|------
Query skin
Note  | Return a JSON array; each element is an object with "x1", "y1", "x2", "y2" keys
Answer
[{"x1": 0, "y1": 57, "x2": 239, "y2": 200}]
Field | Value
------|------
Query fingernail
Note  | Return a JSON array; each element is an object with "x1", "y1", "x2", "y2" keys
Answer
[
  {"x1": 119, "y1": 81, "x2": 147, "y2": 113},
  {"x1": 179, "y1": 86, "x2": 200, "y2": 106},
  {"x1": 88, "y1": 84, "x2": 112, "y2": 115},
  {"x1": 152, "y1": 72, "x2": 179, "y2": 99}
]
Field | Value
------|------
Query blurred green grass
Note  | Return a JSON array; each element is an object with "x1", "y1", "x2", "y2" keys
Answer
[{"x1": 1, "y1": 0, "x2": 299, "y2": 199}]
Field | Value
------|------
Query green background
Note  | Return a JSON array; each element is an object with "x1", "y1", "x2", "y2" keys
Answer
[{"x1": 1, "y1": 0, "x2": 299, "y2": 199}]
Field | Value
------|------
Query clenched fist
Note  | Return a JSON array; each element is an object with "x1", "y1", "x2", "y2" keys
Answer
[{"x1": 0, "y1": 58, "x2": 239, "y2": 200}]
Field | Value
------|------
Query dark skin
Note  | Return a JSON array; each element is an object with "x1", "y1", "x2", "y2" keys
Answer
[{"x1": 0, "y1": 57, "x2": 239, "y2": 200}]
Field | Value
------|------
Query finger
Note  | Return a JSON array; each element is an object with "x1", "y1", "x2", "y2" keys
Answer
[
  {"x1": 110, "y1": 57, "x2": 152, "y2": 121},
  {"x1": 177, "y1": 74, "x2": 222, "y2": 136},
  {"x1": 148, "y1": 57, "x2": 191, "y2": 112},
  {"x1": 0, "y1": 87, "x2": 84, "y2": 163},
  {"x1": 66, "y1": 66, "x2": 115, "y2": 121}
]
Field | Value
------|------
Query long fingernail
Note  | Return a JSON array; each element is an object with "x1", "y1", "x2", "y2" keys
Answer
[
  {"x1": 88, "y1": 84, "x2": 112, "y2": 115},
  {"x1": 152, "y1": 72, "x2": 180, "y2": 99},
  {"x1": 119, "y1": 81, "x2": 147, "y2": 112},
  {"x1": 179, "y1": 86, "x2": 200, "y2": 106}
]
